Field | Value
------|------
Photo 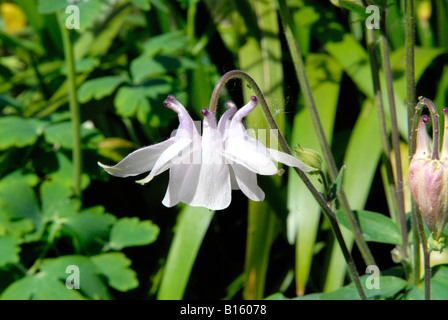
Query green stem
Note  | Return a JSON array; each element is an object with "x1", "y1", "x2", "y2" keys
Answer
[
  {"x1": 209, "y1": 70, "x2": 367, "y2": 300},
  {"x1": 379, "y1": 11, "x2": 408, "y2": 257},
  {"x1": 363, "y1": 3, "x2": 402, "y2": 232},
  {"x1": 415, "y1": 207, "x2": 431, "y2": 300},
  {"x1": 405, "y1": 0, "x2": 417, "y2": 148},
  {"x1": 277, "y1": 0, "x2": 376, "y2": 267},
  {"x1": 404, "y1": 0, "x2": 421, "y2": 285},
  {"x1": 59, "y1": 16, "x2": 82, "y2": 198}
]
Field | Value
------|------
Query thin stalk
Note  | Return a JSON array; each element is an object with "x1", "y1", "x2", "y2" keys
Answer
[
  {"x1": 277, "y1": 0, "x2": 376, "y2": 267},
  {"x1": 59, "y1": 16, "x2": 82, "y2": 198},
  {"x1": 186, "y1": 0, "x2": 198, "y2": 42},
  {"x1": 405, "y1": 0, "x2": 417, "y2": 148},
  {"x1": 363, "y1": 5, "x2": 401, "y2": 229},
  {"x1": 209, "y1": 70, "x2": 367, "y2": 300},
  {"x1": 415, "y1": 208, "x2": 431, "y2": 300},
  {"x1": 379, "y1": 11, "x2": 408, "y2": 256},
  {"x1": 405, "y1": 0, "x2": 420, "y2": 285}
]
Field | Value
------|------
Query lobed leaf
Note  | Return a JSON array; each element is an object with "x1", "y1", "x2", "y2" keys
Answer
[{"x1": 108, "y1": 217, "x2": 159, "y2": 251}]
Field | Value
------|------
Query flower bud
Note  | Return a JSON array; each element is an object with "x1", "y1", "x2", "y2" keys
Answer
[
  {"x1": 294, "y1": 145, "x2": 322, "y2": 172},
  {"x1": 408, "y1": 114, "x2": 448, "y2": 238}
]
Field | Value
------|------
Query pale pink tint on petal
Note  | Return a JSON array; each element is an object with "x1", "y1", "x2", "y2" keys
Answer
[
  {"x1": 217, "y1": 103, "x2": 237, "y2": 136},
  {"x1": 441, "y1": 108, "x2": 448, "y2": 159},
  {"x1": 414, "y1": 115, "x2": 432, "y2": 159}
]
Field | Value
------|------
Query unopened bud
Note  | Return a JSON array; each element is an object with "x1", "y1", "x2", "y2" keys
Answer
[
  {"x1": 409, "y1": 113, "x2": 448, "y2": 239},
  {"x1": 294, "y1": 145, "x2": 322, "y2": 172}
]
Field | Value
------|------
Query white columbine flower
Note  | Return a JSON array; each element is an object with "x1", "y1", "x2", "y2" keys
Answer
[
  {"x1": 98, "y1": 95, "x2": 201, "y2": 207},
  {"x1": 99, "y1": 95, "x2": 314, "y2": 210}
]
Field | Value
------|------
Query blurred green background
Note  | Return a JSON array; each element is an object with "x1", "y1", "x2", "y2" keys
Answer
[{"x1": 0, "y1": 0, "x2": 447, "y2": 300}]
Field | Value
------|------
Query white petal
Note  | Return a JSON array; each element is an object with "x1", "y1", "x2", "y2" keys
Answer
[
  {"x1": 217, "y1": 104, "x2": 237, "y2": 137},
  {"x1": 228, "y1": 166, "x2": 240, "y2": 190},
  {"x1": 181, "y1": 110, "x2": 231, "y2": 210},
  {"x1": 232, "y1": 163, "x2": 264, "y2": 201},
  {"x1": 181, "y1": 162, "x2": 231, "y2": 210},
  {"x1": 164, "y1": 95, "x2": 200, "y2": 140},
  {"x1": 98, "y1": 138, "x2": 175, "y2": 177},
  {"x1": 267, "y1": 148, "x2": 314, "y2": 172},
  {"x1": 162, "y1": 148, "x2": 202, "y2": 207},
  {"x1": 136, "y1": 139, "x2": 193, "y2": 184},
  {"x1": 162, "y1": 163, "x2": 189, "y2": 207},
  {"x1": 222, "y1": 138, "x2": 279, "y2": 175}
]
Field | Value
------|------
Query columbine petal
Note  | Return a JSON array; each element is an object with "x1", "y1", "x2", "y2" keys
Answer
[
  {"x1": 267, "y1": 148, "x2": 315, "y2": 172},
  {"x1": 414, "y1": 115, "x2": 432, "y2": 159},
  {"x1": 135, "y1": 138, "x2": 193, "y2": 185},
  {"x1": 222, "y1": 138, "x2": 279, "y2": 175},
  {"x1": 217, "y1": 102, "x2": 237, "y2": 136},
  {"x1": 162, "y1": 163, "x2": 192, "y2": 207},
  {"x1": 222, "y1": 95, "x2": 313, "y2": 174},
  {"x1": 441, "y1": 108, "x2": 448, "y2": 160},
  {"x1": 231, "y1": 163, "x2": 265, "y2": 201},
  {"x1": 182, "y1": 109, "x2": 231, "y2": 210},
  {"x1": 100, "y1": 95, "x2": 199, "y2": 188},
  {"x1": 98, "y1": 138, "x2": 175, "y2": 177}
]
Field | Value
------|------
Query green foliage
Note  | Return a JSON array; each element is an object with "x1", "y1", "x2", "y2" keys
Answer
[
  {"x1": 0, "y1": 0, "x2": 447, "y2": 301},
  {"x1": 108, "y1": 217, "x2": 159, "y2": 250},
  {"x1": 336, "y1": 210, "x2": 402, "y2": 245}
]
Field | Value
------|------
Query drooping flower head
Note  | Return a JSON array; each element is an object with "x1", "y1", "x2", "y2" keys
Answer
[
  {"x1": 409, "y1": 110, "x2": 448, "y2": 239},
  {"x1": 99, "y1": 95, "x2": 313, "y2": 210}
]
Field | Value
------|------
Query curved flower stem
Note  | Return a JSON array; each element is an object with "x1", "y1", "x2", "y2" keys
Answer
[
  {"x1": 59, "y1": 16, "x2": 82, "y2": 198},
  {"x1": 209, "y1": 70, "x2": 367, "y2": 300},
  {"x1": 276, "y1": 0, "x2": 375, "y2": 267}
]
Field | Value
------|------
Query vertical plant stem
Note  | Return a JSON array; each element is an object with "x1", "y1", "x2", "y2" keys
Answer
[
  {"x1": 405, "y1": 0, "x2": 417, "y2": 146},
  {"x1": 363, "y1": 10, "x2": 401, "y2": 226},
  {"x1": 415, "y1": 208, "x2": 431, "y2": 300},
  {"x1": 379, "y1": 11, "x2": 408, "y2": 256},
  {"x1": 209, "y1": 70, "x2": 367, "y2": 300},
  {"x1": 406, "y1": 0, "x2": 419, "y2": 275},
  {"x1": 277, "y1": 0, "x2": 376, "y2": 267},
  {"x1": 59, "y1": 17, "x2": 82, "y2": 198}
]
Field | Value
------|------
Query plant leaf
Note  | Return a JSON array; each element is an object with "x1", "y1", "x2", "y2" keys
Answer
[
  {"x1": 37, "y1": 0, "x2": 67, "y2": 14},
  {"x1": 319, "y1": 275, "x2": 407, "y2": 300},
  {"x1": 108, "y1": 217, "x2": 159, "y2": 250},
  {"x1": 77, "y1": 76, "x2": 127, "y2": 103},
  {"x1": 90, "y1": 253, "x2": 138, "y2": 292},
  {"x1": 157, "y1": 206, "x2": 214, "y2": 299},
  {"x1": 0, "y1": 272, "x2": 86, "y2": 300},
  {"x1": 0, "y1": 117, "x2": 46, "y2": 150},
  {"x1": 336, "y1": 210, "x2": 402, "y2": 245},
  {"x1": 0, "y1": 234, "x2": 21, "y2": 268},
  {"x1": 40, "y1": 255, "x2": 111, "y2": 300}
]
